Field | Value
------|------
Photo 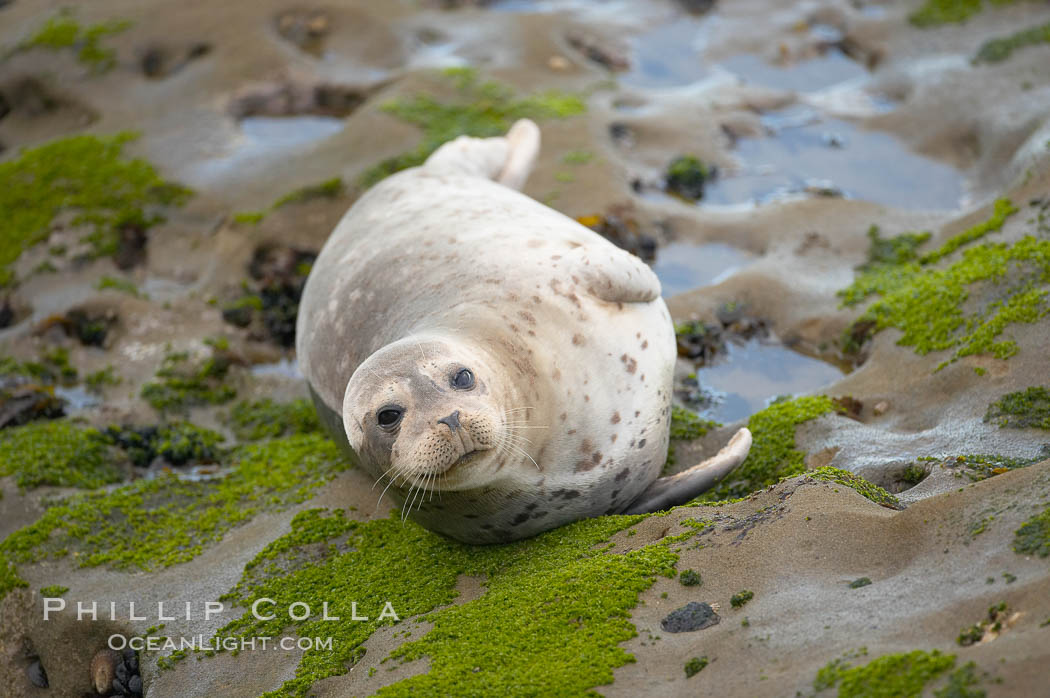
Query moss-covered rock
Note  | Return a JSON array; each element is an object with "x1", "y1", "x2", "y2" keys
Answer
[
  {"x1": 0, "y1": 433, "x2": 349, "y2": 596},
  {"x1": 984, "y1": 386, "x2": 1050, "y2": 429},
  {"x1": 840, "y1": 199, "x2": 1050, "y2": 369},
  {"x1": 205, "y1": 509, "x2": 677, "y2": 697},
  {"x1": 1013, "y1": 505, "x2": 1050, "y2": 558},
  {"x1": 0, "y1": 133, "x2": 190, "y2": 287},
  {"x1": 19, "y1": 9, "x2": 132, "y2": 72},
  {"x1": 140, "y1": 341, "x2": 237, "y2": 413},
  {"x1": 664, "y1": 155, "x2": 713, "y2": 201},
  {"x1": 807, "y1": 467, "x2": 902, "y2": 509},
  {"x1": 360, "y1": 67, "x2": 585, "y2": 188},
  {"x1": 975, "y1": 20, "x2": 1050, "y2": 63},
  {"x1": 103, "y1": 422, "x2": 225, "y2": 467},
  {"x1": 226, "y1": 398, "x2": 321, "y2": 441},
  {"x1": 814, "y1": 648, "x2": 956, "y2": 696},
  {"x1": 0, "y1": 420, "x2": 121, "y2": 490}
]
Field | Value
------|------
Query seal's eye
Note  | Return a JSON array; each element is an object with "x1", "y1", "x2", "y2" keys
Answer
[
  {"x1": 451, "y1": 368, "x2": 475, "y2": 390},
  {"x1": 376, "y1": 406, "x2": 404, "y2": 430}
]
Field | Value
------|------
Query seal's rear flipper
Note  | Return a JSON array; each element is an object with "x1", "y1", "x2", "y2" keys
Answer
[
  {"x1": 622, "y1": 428, "x2": 752, "y2": 513},
  {"x1": 422, "y1": 119, "x2": 540, "y2": 190}
]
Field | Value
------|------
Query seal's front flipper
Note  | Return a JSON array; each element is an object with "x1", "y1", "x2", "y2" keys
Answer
[
  {"x1": 422, "y1": 119, "x2": 540, "y2": 190},
  {"x1": 622, "y1": 428, "x2": 752, "y2": 513}
]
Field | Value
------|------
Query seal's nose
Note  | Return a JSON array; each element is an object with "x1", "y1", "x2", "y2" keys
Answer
[{"x1": 437, "y1": 410, "x2": 461, "y2": 432}]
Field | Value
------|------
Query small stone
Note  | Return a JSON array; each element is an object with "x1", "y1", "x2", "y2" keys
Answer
[
  {"x1": 26, "y1": 658, "x2": 48, "y2": 688},
  {"x1": 660, "y1": 601, "x2": 720, "y2": 633},
  {"x1": 548, "y1": 55, "x2": 571, "y2": 71},
  {"x1": 91, "y1": 648, "x2": 120, "y2": 694},
  {"x1": 873, "y1": 401, "x2": 890, "y2": 416}
]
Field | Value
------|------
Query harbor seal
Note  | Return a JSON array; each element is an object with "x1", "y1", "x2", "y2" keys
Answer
[{"x1": 296, "y1": 119, "x2": 752, "y2": 544}]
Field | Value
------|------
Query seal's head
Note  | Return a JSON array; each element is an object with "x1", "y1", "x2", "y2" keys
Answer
[{"x1": 342, "y1": 335, "x2": 526, "y2": 496}]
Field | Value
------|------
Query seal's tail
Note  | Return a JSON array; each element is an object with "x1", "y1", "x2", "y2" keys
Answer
[{"x1": 421, "y1": 119, "x2": 540, "y2": 190}]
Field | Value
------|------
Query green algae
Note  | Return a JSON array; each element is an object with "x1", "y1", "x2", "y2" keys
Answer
[
  {"x1": 0, "y1": 133, "x2": 190, "y2": 287},
  {"x1": 232, "y1": 211, "x2": 266, "y2": 225},
  {"x1": 984, "y1": 386, "x2": 1050, "y2": 429},
  {"x1": 934, "y1": 662, "x2": 987, "y2": 698},
  {"x1": 957, "y1": 602, "x2": 1008, "y2": 646},
  {"x1": 814, "y1": 649, "x2": 957, "y2": 697},
  {"x1": 360, "y1": 67, "x2": 585, "y2": 188},
  {"x1": 684, "y1": 655, "x2": 709, "y2": 678},
  {"x1": 933, "y1": 453, "x2": 1041, "y2": 482},
  {"x1": 840, "y1": 199, "x2": 1050, "y2": 369},
  {"x1": 20, "y1": 9, "x2": 132, "y2": 72},
  {"x1": 1013, "y1": 505, "x2": 1050, "y2": 557},
  {"x1": 97, "y1": 275, "x2": 144, "y2": 297},
  {"x1": 84, "y1": 366, "x2": 121, "y2": 392},
  {"x1": 272, "y1": 177, "x2": 344, "y2": 208},
  {"x1": 39, "y1": 584, "x2": 68, "y2": 597},
  {"x1": 909, "y1": 0, "x2": 1028, "y2": 28},
  {"x1": 697, "y1": 396, "x2": 839, "y2": 502},
  {"x1": 808, "y1": 467, "x2": 902, "y2": 509},
  {"x1": 207, "y1": 510, "x2": 679, "y2": 697},
  {"x1": 679, "y1": 568, "x2": 702, "y2": 586},
  {"x1": 0, "y1": 434, "x2": 349, "y2": 595},
  {"x1": 0, "y1": 420, "x2": 121, "y2": 490},
  {"x1": 975, "y1": 20, "x2": 1050, "y2": 63},
  {"x1": 0, "y1": 552, "x2": 28, "y2": 598},
  {"x1": 1, "y1": 347, "x2": 78, "y2": 387},
  {"x1": 730, "y1": 589, "x2": 754, "y2": 608},
  {"x1": 226, "y1": 398, "x2": 321, "y2": 441},
  {"x1": 140, "y1": 342, "x2": 237, "y2": 413},
  {"x1": 665, "y1": 155, "x2": 712, "y2": 201},
  {"x1": 849, "y1": 577, "x2": 873, "y2": 589}
]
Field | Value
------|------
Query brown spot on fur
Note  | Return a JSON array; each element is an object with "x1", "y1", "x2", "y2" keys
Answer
[
  {"x1": 518, "y1": 310, "x2": 536, "y2": 325},
  {"x1": 580, "y1": 438, "x2": 594, "y2": 453},
  {"x1": 560, "y1": 412, "x2": 567, "y2": 421},
  {"x1": 611, "y1": 412, "x2": 621, "y2": 424},
  {"x1": 591, "y1": 451, "x2": 602, "y2": 464},
  {"x1": 567, "y1": 429, "x2": 577, "y2": 435},
  {"x1": 641, "y1": 340, "x2": 648, "y2": 349},
  {"x1": 572, "y1": 334, "x2": 584, "y2": 346},
  {"x1": 610, "y1": 434, "x2": 617, "y2": 443},
  {"x1": 620, "y1": 354, "x2": 637, "y2": 374}
]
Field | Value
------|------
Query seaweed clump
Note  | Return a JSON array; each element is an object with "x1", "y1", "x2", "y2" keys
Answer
[
  {"x1": 0, "y1": 133, "x2": 191, "y2": 287},
  {"x1": 664, "y1": 155, "x2": 714, "y2": 201},
  {"x1": 684, "y1": 656, "x2": 709, "y2": 678},
  {"x1": 220, "y1": 244, "x2": 316, "y2": 347},
  {"x1": 1013, "y1": 505, "x2": 1050, "y2": 558},
  {"x1": 957, "y1": 602, "x2": 1010, "y2": 646},
  {"x1": 103, "y1": 422, "x2": 224, "y2": 467},
  {"x1": 984, "y1": 386, "x2": 1050, "y2": 429},
  {"x1": 840, "y1": 199, "x2": 1050, "y2": 370},
  {"x1": 360, "y1": 67, "x2": 585, "y2": 188}
]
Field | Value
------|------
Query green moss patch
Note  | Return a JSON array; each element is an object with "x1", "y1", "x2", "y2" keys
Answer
[
  {"x1": 19, "y1": 9, "x2": 132, "y2": 72},
  {"x1": 664, "y1": 406, "x2": 720, "y2": 471},
  {"x1": 932, "y1": 453, "x2": 1041, "y2": 482},
  {"x1": 205, "y1": 508, "x2": 679, "y2": 697},
  {"x1": 814, "y1": 648, "x2": 956, "y2": 696},
  {"x1": 360, "y1": 67, "x2": 585, "y2": 188},
  {"x1": 140, "y1": 341, "x2": 237, "y2": 413},
  {"x1": 697, "y1": 396, "x2": 839, "y2": 502},
  {"x1": 0, "y1": 434, "x2": 349, "y2": 598},
  {"x1": 1013, "y1": 505, "x2": 1050, "y2": 557},
  {"x1": 0, "y1": 551, "x2": 28, "y2": 598},
  {"x1": 840, "y1": 199, "x2": 1050, "y2": 369},
  {"x1": 909, "y1": 0, "x2": 1029, "y2": 28},
  {"x1": 226, "y1": 399, "x2": 321, "y2": 441},
  {"x1": 0, "y1": 133, "x2": 190, "y2": 287},
  {"x1": 40, "y1": 584, "x2": 69, "y2": 597},
  {"x1": 984, "y1": 386, "x2": 1050, "y2": 429},
  {"x1": 665, "y1": 155, "x2": 713, "y2": 201},
  {"x1": 807, "y1": 467, "x2": 902, "y2": 509},
  {"x1": 272, "y1": 177, "x2": 344, "y2": 208},
  {"x1": 957, "y1": 602, "x2": 1009, "y2": 646},
  {"x1": 730, "y1": 589, "x2": 754, "y2": 608},
  {"x1": 679, "y1": 568, "x2": 702, "y2": 586},
  {"x1": 684, "y1": 656, "x2": 709, "y2": 678},
  {"x1": 975, "y1": 20, "x2": 1050, "y2": 63},
  {"x1": 103, "y1": 422, "x2": 225, "y2": 467},
  {"x1": 0, "y1": 420, "x2": 121, "y2": 490}
]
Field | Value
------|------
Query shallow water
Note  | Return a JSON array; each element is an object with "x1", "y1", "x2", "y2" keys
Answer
[
  {"x1": 621, "y1": 20, "x2": 711, "y2": 88},
  {"x1": 190, "y1": 116, "x2": 345, "y2": 183},
  {"x1": 695, "y1": 338, "x2": 844, "y2": 423},
  {"x1": 651, "y1": 241, "x2": 754, "y2": 296},
  {"x1": 720, "y1": 50, "x2": 867, "y2": 93},
  {"x1": 703, "y1": 105, "x2": 966, "y2": 210}
]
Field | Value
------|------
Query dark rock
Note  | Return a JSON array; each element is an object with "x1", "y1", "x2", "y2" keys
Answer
[
  {"x1": 0, "y1": 382, "x2": 66, "y2": 428},
  {"x1": 26, "y1": 658, "x2": 48, "y2": 688},
  {"x1": 661, "y1": 601, "x2": 720, "y2": 633},
  {"x1": 677, "y1": 0, "x2": 716, "y2": 14}
]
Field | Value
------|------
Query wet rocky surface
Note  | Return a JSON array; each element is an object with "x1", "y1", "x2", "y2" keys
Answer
[{"x1": 2, "y1": 0, "x2": 1050, "y2": 696}]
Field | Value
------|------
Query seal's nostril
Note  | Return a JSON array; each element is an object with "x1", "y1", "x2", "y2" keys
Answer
[{"x1": 437, "y1": 410, "x2": 461, "y2": 432}]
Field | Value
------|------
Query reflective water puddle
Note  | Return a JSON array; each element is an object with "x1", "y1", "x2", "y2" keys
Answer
[
  {"x1": 651, "y1": 241, "x2": 754, "y2": 296},
  {"x1": 688, "y1": 338, "x2": 844, "y2": 423},
  {"x1": 702, "y1": 105, "x2": 966, "y2": 210}
]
